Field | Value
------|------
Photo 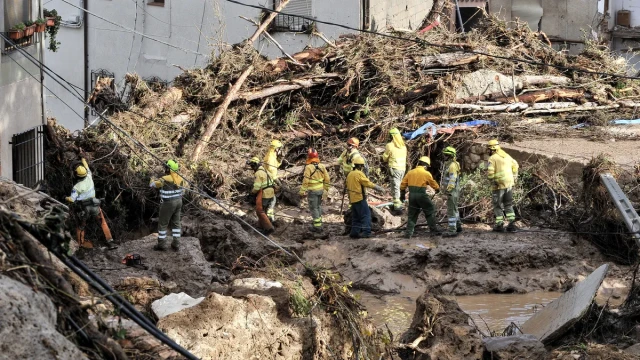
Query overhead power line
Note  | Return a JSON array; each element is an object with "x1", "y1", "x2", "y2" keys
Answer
[{"x1": 224, "y1": 0, "x2": 640, "y2": 81}]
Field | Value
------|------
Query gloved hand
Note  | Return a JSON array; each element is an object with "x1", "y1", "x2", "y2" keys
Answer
[
  {"x1": 446, "y1": 185, "x2": 454, "y2": 193},
  {"x1": 65, "y1": 196, "x2": 74, "y2": 203},
  {"x1": 400, "y1": 190, "x2": 406, "y2": 201},
  {"x1": 322, "y1": 191, "x2": 328, "y2": 201},
  {"x1": 373, "y1": 185, "x2": 385, "y2": 193},
  {"x1": 299, "y1": 191, "x2": 307, "y2": 198}
]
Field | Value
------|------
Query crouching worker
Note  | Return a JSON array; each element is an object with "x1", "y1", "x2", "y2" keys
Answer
[
  {"x1": 299, "y1": 148, "x2": 330, "y2": 233},
  {"x1": 247, "y1": 157, "x2": 276, "y2": 234},
  {"x1": 346, "y1": 156, "x2": 385, "y2": 238},
  {"x1": 150, "y1": 160, "x2": 184, "y2": 251},
  {"x1": 400, "y1": 156, "x2": 443, "y2": 239},
  {"x1": 66, "y1": 157, "x2": 117, "y2": 250}
]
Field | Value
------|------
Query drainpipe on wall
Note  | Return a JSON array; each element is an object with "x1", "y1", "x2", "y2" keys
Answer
[
  {"x1": 39, "y1": 0, "x2": 46, "y2": 125},
  {"x1": 83, "y1": 0, "x2": 89, "y2": 127}
]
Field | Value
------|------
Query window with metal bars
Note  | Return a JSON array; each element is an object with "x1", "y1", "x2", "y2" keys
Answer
[{"x1": 272, "y1": 0, "x2": 313, "y2": 32}]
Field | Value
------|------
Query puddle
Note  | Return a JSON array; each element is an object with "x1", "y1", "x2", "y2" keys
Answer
[{"x1": 357, "y1": 290, "x2": 562, "y2": 336}]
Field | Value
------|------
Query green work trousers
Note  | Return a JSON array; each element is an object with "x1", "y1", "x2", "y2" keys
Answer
[
  {"x1": 446, "y1": 188, "x2": 462, "y2": 232},
  {"x1": 390, "y1": 168, "x2": 405, "y2": 210},
  {"x1": 405, "y1": 187, "x2": 437, "y2": 236},
  {"x1": 492, "y1": 187, "x2": 515, "y2": 225},
  {"x1": 263, "y1": 196, "x2": 276, "y2": 222},
  {"x1": 308, "y1": 189, "x2": 324, "y2": 229},
  {"x1": 158, "y1": 199, "x2": 182, "y2": 248}
]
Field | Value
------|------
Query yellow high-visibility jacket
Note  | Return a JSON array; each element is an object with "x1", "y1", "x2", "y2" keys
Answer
[
  {"x1": 382, "y1": 142, "x2": 407, "y2": 171},
  {"x1": 70, "y1": 158, "x2": 95, "y2": 202},
  {"x1": 337, "y1": 149, "x2": 361, "y2": 174},
  {"x1": 346, "y1": 170, "x2": 376, "y2": 204},
  {"x1": 263, "y1": 148, "x2": 281, "y2": 181},
  {"x1": 400, "y1": 166, "x2": 439, "y2": 191},
  {"x1": 487, "y1": 150, "x2": 519, "y2": 190},
  {"x1": 300, "y1": 162, "x2": 330, "y2": 194},
  {"x1": 442, "y1": 160, "x2": 461, "y2": 192},
  {"x1": 252, "y1": 166, "x2": 275, "y2": 199},
  {"x1": 150, "y1": 171, "x2": 184, "y2": 201}
]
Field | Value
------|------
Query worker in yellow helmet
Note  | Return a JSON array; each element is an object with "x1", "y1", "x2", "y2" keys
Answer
[
  {"x1": 65, "y1": 154, "x2": 117, "y2": 250},
  {"x1": 248, "y1": 156, "x2": 276, "y2": 234},
  {"x1": 441, "y1": 146, "x2": 462, "y2": 237},
  {"x1": 382, "y1": 128, "x2": 407, "y2": 212},
  {"x1": 400, "y1": 156, "x2": 442, "y2": 239},
  {"x1": 337, "y1": 138, "x2": 367, "y2": 177},
  {"x1": 299, "y1": 148, "x2": 330, "y2": 233},
  {"x1": 263, "y1": 140, "x2": 284, "y2": 186},
  {"x1": 346, "y1": 156, "x2": 385, "y2": 238},
  {"x1": 150, "y1": 160, "x2": 184, "y2": 251},
  {"x1": 487, "y1": 139, "x2": 519, "y2": 232}
]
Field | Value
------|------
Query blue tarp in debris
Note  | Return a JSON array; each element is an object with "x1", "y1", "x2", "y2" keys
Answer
[
  {"x1": 610, "y1": 119, "x2": 640, "y2": 125},
  {"x1": 402, "y1": 120, "x2": 498, "y2": 140}
]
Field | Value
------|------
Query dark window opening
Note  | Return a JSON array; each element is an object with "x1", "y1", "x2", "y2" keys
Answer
[
  {"x1": 147, "y1": 0, "x2": 164, "y2": 7},
  {"x1": 456, "y1": 6, "x2": 485, "y2": 33}
]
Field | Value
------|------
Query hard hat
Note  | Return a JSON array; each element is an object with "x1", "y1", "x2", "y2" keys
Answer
[
  {"x1": 443, "y1": 146, "x2": 457, "y2": 157},
  {"x1": 389, "y1": 128, "x2": 401, "y2": 135},
  {"x1": 270, "y1": 140, "x2": 283, "y2": 149},
  {"x1": 352, "y1": 156, "x2": 365, "y2": 165},
  {"x1": 247, "y1": 156, "x2": 261, "y2": 165},
  {"x1": 307, "y1": 148, "x2": 319, "y2": 159},
  {"x1": 418, "y1": 156, "x2": 431, "y2": 166},
  {"x1": 487, "y1": 139, "x2": 500, "y2": 150},
  {"x1": 166, "y1": 159, "x2": 179, "y2": 172},
  {"x1": 75, "y1": 165, "x2": 87, "y2": 177},
  {"x1": 347, "y1": 138, "x2": 360, "y2": 147}
]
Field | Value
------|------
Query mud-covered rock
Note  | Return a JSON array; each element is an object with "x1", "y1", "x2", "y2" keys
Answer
[
  {"x1": 398, "y1": 289, "x2": 483, "y2": 360},
  {"x1": 81, "y1": 234, "x2": 212, "y2": 297},
  {"x1": 0, "y1": 275, "x2": 88, "y2": 360},
  {"x1": 157, "y1": 292, "x2": 353, "y2": 359},
  {"x1": 115, "y1": 276, "x2": 166, "y2": 309},
  {"x1": 482, "y1": 335, "x2": 547, "y2": 359},
  {"x1": 343, "y1": 205, "x2": 386, "y2": 233}
]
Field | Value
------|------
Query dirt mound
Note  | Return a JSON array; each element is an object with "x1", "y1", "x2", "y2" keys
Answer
[
  {"x1": 80, "y1": 234, "x2": 212, "y2": 297},
  {"x1": 397, "y1": 288, "x2": 483, "y2": 359}
]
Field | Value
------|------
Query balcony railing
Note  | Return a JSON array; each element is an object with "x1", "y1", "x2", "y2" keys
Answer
[{"x1": 1, "y1": 32, "x2": 39, "y2": 54}]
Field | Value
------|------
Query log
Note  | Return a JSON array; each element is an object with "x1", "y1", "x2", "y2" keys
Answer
[
  {"x1": 266, "y1": 48, "x2": 330, "y2": 73},
  {"x1": 520, "y1": 75, "x2": 570, "y2": 87},
  {"x1": 190, "y1": 66, "x2": 254, "y2": 162},
  {"x1": 454, "y1": 88, "x2": 584, "y2": 104},
  {"x1": 524, "y1": 103, "x2": 620, "y2": 115},
  {"x1": 417, "y1": 52, "x2": 481, "y2": 68},
  {"x1": 445, "y1": 103, "x2": 529, "y2": 112},
  {"x1": 235, "y1": 73, "x2": 341, "y2": 102},
  {"x1": 419, "y1": 0, "x2": 449, "y2": 30},
  {"x1": 191, "y1": 0, "x2": 290, "y2": 162}
]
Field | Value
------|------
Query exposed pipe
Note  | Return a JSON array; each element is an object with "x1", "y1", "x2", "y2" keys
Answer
[
  {"x1": 39, "y1": 1, "x2": 46, "y2": 125},
  {"x1": 83, "y1": 0, "x2": 88, "y2": 126},
  {"x1": 454, "y1": 0, "x2": 465, "y2": 33}
]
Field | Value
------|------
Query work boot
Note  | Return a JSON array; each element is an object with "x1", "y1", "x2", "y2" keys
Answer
[
  {"x1": 106, "y1": 240, "x2": 118, "y2": 250},
  {"x1": 309, "y1": 225, "x2": 318, "y2": 233},
  {"x1": 493, "y1": 223, "x2": 505, "y2": 233},
  {"x1": 153, "y1": 239, "x2": 168, "y2": 251},
  {"x1": 456, "y1": 222, "x2": 463, "y2": 233},
  {"x1": 442, "y1": 228, "x2": 458, "y2": 238},
  {"x1": 171, "y1": 239, "x2": 180, "y2": 251},
  {"x1": 506, "y1": 222, "x2": 518, "y2": 233},
  {"x1": 429, "y1": 226, "x2": 444, "y2": 235},
  {"x1": 403, "y1": 232, "x2": 412, "y2": 239}
]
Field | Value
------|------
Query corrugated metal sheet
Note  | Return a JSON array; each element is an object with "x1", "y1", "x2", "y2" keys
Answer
[{"x1": 283, "y1": 0, "x2": 312, "y2": 17}]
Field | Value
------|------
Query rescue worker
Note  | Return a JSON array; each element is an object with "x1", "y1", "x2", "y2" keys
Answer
[
  {"x1": 442, "y1": 146, "x2": 462, "y2": 237},
  {"x1": 263, "y1": 140, "x2": 284, "y2": 187},
  {"x1": 382, "y1": 128, "x2": 407, "y2": 212},
  {"x1": 337, "y1": 138, "x2": 363, "y2": 177},
  {"x1": 346, "y1": 156, "x2": 385, "y2": 238},
  {"x1": 299, "y1": 148, "x2": 330, "y2": 233},
  {"x1": 487, "y1": 139, "x2": 519, "y2": 232},
  {"x1": 400, "y1": 156, "x2": 442, "y2": 239},
  {"x1": 66, "y1": 156, "x2": 117, "y2": 250},
  {"x1": 248, "y1": 156, "x2": 277, "y2": 232},
  {"x1": 150, "y1": 160, "x2": 184, "y2": 251}
]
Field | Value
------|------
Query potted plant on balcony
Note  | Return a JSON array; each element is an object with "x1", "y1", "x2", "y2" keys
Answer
[
  {"x1": 35, "y1": 18, "x2": 46, "y2": 33},
  {"x1": 24, "y1": 20, "x2": 35, "y2": 36},
  {"x1": 8, "y1": 23, "x2": 26, "y2": 40},
  {"x1": 43, "y1": 9, "x2": 62, "y2": 51}
]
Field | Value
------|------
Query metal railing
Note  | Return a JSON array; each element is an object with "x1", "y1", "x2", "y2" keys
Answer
[
  {"x1": 1, "y1": 32, "x2": 39, "y2": 54},
  {"x1": 11, "y1": 125, "x2": 47, "y2": 189}
]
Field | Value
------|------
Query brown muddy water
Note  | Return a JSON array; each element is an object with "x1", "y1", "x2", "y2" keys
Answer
[{"x1": 357, "y1": 290, "x2": 562, "y2": 335}]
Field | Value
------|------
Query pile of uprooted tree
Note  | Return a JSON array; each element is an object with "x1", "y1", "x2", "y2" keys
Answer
[{"x1": 46, "y1": 11, "x2": 639, "y2": 253}]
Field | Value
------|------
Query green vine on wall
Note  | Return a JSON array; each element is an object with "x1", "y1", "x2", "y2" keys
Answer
[{"x1": 43, "y1": 8, "x2": 61, "y2": 52}]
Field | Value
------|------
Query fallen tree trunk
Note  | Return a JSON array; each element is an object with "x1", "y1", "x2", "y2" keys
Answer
[
  {"x1": 266, "y1": 48, "x2": 332, "y2": 73},
  {"x1": 521, "y1": 75, "x2": 571, "y2": 87},
  {"x1": 524, "y1": 103, "x2": 620, "y2": 114},
  {"x1": 235, "y1": 73, "x2": 341, "y2": 102},
  {"x1": 454, "y1": 88, "x2": 584, "y2": 104},
  {"x1": 416, "y1": 52, "x2": 482, "y2": 68}
]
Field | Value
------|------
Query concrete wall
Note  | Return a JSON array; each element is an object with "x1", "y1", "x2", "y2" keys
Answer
[
  {"x1": 0, "y1": 0, "x2": 45, "y2": 179},
  {"x1": 370, "y1": 0, "x2": 434, "y2": 31},
  {"x1": 605, "y1": 0, "x2": 640, "y2": 73}
]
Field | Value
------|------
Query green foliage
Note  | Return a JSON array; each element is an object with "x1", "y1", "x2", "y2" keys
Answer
[
  {"x1": 35, "y1": 18, "x2": 45, "y2": 25},
  {"x1": 44, "y1": 8, "x2": 62, "y2": 52},
  {"x1": 13, "y1": 23, "x2": 26, "y2": 31},
  {"x1": 289, "y1": 281, "x2": 312, "y2": 317},
  {"x1": 24, "y1": 20, "x2": 34, "y2": 27}
]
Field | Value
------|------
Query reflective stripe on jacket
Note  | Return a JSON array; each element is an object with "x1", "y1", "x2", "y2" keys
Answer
[
  {"x1": 338, "y1": 149, "x2": 361, "y2": 174},
  {"x1": 70, "y1": 159, "x2": 95, "y2": 202},
  {"x1": 400, "y1": 166, "x2": 439, "y2": 191},
  {"x1": 487, "y1": 150, "x2": 519, "y2": 190},
  {"x1": 253, "y1": 166, "x2": 275, "y2": 199},
  {"x1": 346, "y1": 170, "x2": 376, "y2": 204},
  {"x1": 442, "y1": 160, "x2": 461, "y2": 191},
  {"x1": 382, "y1": 142, "x2": 407, "y2": 170},
  {"x1": 152, "y1": 172, "x2": 184, "y2": 200},
  {"x1": 300, "y1": 162, "x2": 330, "y2": 193}
]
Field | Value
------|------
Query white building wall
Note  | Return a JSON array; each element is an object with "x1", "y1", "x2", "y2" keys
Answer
[
  {"x1": 370, "y1": 0, "x2": 434, "y2": 32},
  {"x1": 0, "y1": 0, "x2": 45, "y2": 179}
]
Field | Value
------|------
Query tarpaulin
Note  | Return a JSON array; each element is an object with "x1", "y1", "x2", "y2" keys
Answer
[
  {"x1": 403, "y1": 122, "x2": 437, "y2": 140},
  {"x1": 403, "y1": 120, "x2": 497, "y2": 140},
  {"x1": 610, "y1": 119, "x2": 640, "y2": 125}
]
